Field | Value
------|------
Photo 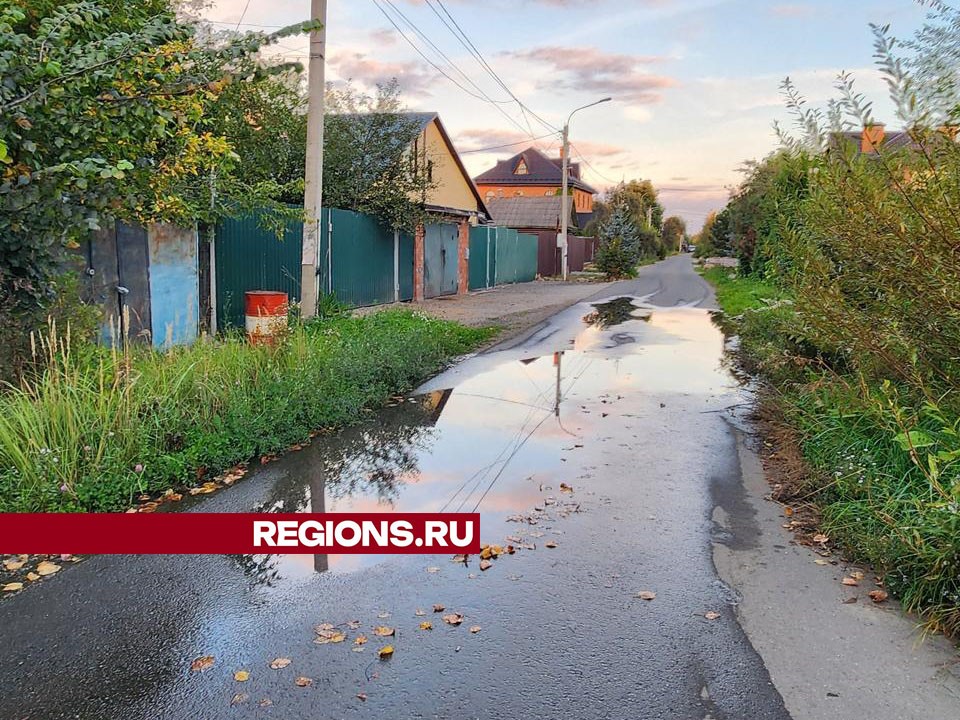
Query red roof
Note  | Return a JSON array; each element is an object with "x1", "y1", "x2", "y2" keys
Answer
[{"x1": 473, "y1": 146, "x2": 597, "y2": 194}]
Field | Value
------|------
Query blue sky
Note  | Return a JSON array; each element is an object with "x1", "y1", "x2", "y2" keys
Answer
[{"x1": 206, "y1": 0, "x2": 930, "y2": 230}]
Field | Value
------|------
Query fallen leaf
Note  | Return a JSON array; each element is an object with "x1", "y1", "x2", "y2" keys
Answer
[
  {"x1": 812, "y1": 534, "x2": 829, "y2": 544},
  {"x1": 190, "y1": 655, "x2": 215, "y2": 672},
  {"x1": 479, "y1": 559, "x2": 493, "y2": 571},
  {"x1": 234, "y1": 670, "x2": 250, "y2": 682},
  {"x1": 841, "y1": 577, "x2": 859, "y2": 587},
  {"x1": 347, "y1": 620, "x2": 361, "y2": 629},
  {"x1": 258, "y1": 698, "x2": 273, "y2": 707},
  {"x1": 3, "y1": 559, "x2": 24, "y2": 571},
  {"x1": 36, "y1": 561, "x2": 60, "y2": 576},
  {"x1": 842, "y1": 597, "x2": 858, "y2": 604},
  {"x1": 314, "y1": 629, "x2": 346, "y2": 644},
  {"x1": 2, "y1": 582, "x2": 23, "y2": 592},
  {"x1": 373, "y1": 626, "x2": 395, "y2": 637},
  {"x1": 26, "y1": 572, "x2": 39, "y2": 582},
  {"x1": 559, "y1": 483, "x2": 574, "y2": 494},
  {"x1": 356, "y1": 693, "x2": 368, "y2": 702},
  {"x1": 377, "y1": 645, "x2": 394, "y2": 660},
  {"x1": 377, "y1": 611, "x2": 391, "y2": 619},
  {"x1": 314, "y1": 622, "x2": 334, "y2": 632},
  {"x1": 230, "y1": 693, "x2": 249, "y2": 706},
  {"x1": 415, "y1": 608, "x2": 427, "y2": 616},
  {"x1": 868, "y1": 590, "x2": 889, "y2": 603},
  {"x1": 432, "y1": 604, "x2": 445, "y2": 613},
  {"x1": 469, "y1": 625, "x2": 481, "y2": 634},
  {"x1": 419, "y1": 621, "x2": 433, "y2": 630},
  {"x1": 545, "y1": 541, "x2": 558, "y2": 549},
  {"x1": 814, "y1": 559, "x2": 830, "y2": 566},
  {"x1": 294, "y1": 676, "x2": 313, "y2": 687},
  {"x1": 784, "y1": 506, "x2": 794, "y2": 517},
  {"x1": 704, "y1": 611, "x2": 721, "y2": 621},
  {"x1": 354, "y1": 634, "x2": 368, "y2": 645},
  {"x1": 442, "y1": 613, "x2": 464, "y2": 626},
  {"x1": 850, "y1": 570, "x2": 865, "y2": 581},
  {"x1": 269, "y1": 657, "x2": 291, "y2": 670},
  {"x1": 636, "y1": 591, "x2": 656, "y2": 601},
  {"x1": 451, "y1": 554, "x2": 467, "y2": 563}
]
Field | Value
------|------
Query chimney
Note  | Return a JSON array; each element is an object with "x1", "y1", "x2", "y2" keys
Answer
[{"x1": 861, "y1": 123, "x2": 886, "y2": 153}]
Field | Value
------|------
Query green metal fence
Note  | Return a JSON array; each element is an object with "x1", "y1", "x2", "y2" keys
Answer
[
  {"x1": 214, "y1": 208, "x2": 414, "y2": 330},
  {"x1": 468, "y1": 226, "x2": 537, "y2": 289}
]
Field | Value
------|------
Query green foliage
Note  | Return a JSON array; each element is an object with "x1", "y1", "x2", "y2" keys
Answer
[
  {"x1": 0, "y1": 310, "x2": 494, "y2": 512},
  {"x1": 595, "y1": 200, "x2": 641, "y2": 278},
  {"x1": 660, "y1": 215, "x2": 686, "y2": 254},
  {"x1": 704, "y1": 3, "x2": 960, "y2": 634}
]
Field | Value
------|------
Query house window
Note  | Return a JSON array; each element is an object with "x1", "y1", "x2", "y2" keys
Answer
[
  {"x1": 544, "y1": 190, "x2": 554, "y2": 196},
  {"x1": 485, "y1": 191, "x2": 495, "y2": 200},
  {"x1": 514, "y1": 158, "x2": 528, "y2": 175},
  {"x1": 497, "y1": 188, "x2": 504, "y2": 198}
]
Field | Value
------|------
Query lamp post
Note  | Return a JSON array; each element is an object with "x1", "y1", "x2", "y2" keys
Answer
[{"x1": 560, "y1": 97, "x2": 611, "y2": 281}]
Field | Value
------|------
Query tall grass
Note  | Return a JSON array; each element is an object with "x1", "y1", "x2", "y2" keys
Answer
[{"x1": 0, "y1": 310, "x2": 494, "y2": 512}]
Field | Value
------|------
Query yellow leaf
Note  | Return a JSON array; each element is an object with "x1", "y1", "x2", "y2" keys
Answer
[
  {"x1": 419, "y1": 621, "x2": 433, "y2": 630},
  {"x1": 3, "y1": 560, "x2": 24, "y2": 572},
  {"x1": 314, "y1": 629, "x2": 346, "y2": 644},
  {"x1": 373, "y1": 626, "x2": 394, "y2": 637},
  {"x1": 2, "y1": 582, "x2": 23, "y2": 592},
  {"x1": 36, "y1": 561, "x2": 60, "y2": 576},
  {"x1": 354, "y1": 634, "x2": 368, "y2": 645},
  {"x1": 234, "y1": 670, "x2": 250, "y2": 682},
  {"x1": 377, "y1": 645, "x2": 394, "y2": 660},
  {"x1": 26, "y1": 572, "x2": 39, "y2": 582},
  {"x1": 190, "y1": 655, "x2": 215, "y2": 672}
]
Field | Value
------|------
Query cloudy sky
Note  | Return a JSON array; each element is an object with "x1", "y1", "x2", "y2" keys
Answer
[{"x1": 204, "y1": 0, "x2": 929, "y2": 231}]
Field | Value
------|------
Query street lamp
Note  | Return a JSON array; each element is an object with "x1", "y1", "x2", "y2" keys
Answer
[{"x1": 560, "y1": 97, "x2": 611, "y2": 281}]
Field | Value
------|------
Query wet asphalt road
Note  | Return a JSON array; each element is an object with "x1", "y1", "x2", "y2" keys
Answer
[{"x1": 0, "y1": 255, "x2": 791, "y2": 719}]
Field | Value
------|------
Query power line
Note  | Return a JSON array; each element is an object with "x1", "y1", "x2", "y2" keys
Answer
[
  {"x1": 460, "y1": 132, "x2": 555, "y2": 154},
  {"x1": 234, "y1": 0, "x2": 253, "y2": 30},
  {"x1": 371, "y1": 0, "x2": 549, "y2": 145},
  {"x1": 426, "y1": 0, "x2": 559, "y2": 136},
  {"x1": 569, "y1": 142, "x2": 619, "y2": 186}
]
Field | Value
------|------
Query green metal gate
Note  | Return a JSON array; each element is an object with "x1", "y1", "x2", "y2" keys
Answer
[
  {"x1": 424, "y1": 223, "x2": 458, "y2": 298},
  {"x1": 468, "y1": 226, "x2": 497, "y2": 290}
]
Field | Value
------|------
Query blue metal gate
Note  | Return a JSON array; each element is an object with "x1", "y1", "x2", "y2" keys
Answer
[{"x1": 424, "y1": 223, "x2": 458, "y2": 298}]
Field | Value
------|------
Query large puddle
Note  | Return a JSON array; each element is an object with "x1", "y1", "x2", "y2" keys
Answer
[{"x1": 227, "y1": 297, "x2": 736, "y2": 586}]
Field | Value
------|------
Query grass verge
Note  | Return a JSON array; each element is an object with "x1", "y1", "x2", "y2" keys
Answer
[
  {"x1": 0, "y1": 309, "x2": 495, "y2": 513},
  {"x1": 703, "y1": 269, "x2": 960, "y2": 637}
]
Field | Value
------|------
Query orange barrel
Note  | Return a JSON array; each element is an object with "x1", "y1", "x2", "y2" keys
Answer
[{"x1": 244, "y1": 291, "x2": 288, "y2": 344}]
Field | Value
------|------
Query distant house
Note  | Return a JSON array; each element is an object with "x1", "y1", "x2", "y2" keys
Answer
[
  {"x1": 473, "y1": 146, "x2": 597, "y2": 228},
  {"x1": 332, "y1": 111, "x2": 490, "y2": 300},
  {"x1": 485, "y1": 196, "x2": 594, "y2": 276},
  {"x1": 837, "y1": 124, "x2": 916, "y2": 155}
]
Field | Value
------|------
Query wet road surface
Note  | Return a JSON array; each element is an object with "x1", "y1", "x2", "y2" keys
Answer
[{"x1": 2, "y1": 256, "x2": 955, "y2": 719}]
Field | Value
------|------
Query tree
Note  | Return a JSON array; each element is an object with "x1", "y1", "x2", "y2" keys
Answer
[
  {"x1": 595, "y1": 200, "x2": 641, "y2": 278},
  {"x1": 0, "y1": 0, "x2": 314, "y2": 309},
  {"x1": 660, "y1": 216, "x2": 686, "y2": 254}
]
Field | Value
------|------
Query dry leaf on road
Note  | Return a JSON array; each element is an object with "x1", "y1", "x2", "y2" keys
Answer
[
  {"x1": 269, "y1": 657, "x2": 291, "y2": 670},
  {"x1": 704, "y1": 611, "x2": 721, "y2": 621},
  {"x1": 636, "y1": 591, "x2": 656, "y2": 601},
  {"x1": 442, "y1": 613, "x2": 464, "y2": 626},
  {"x1": 868, "y1": 590, "x2": 889, "y2": 603},
  {"x1": 415, "y1": 608, "x2": 426, "y2": 616},
  {"x1": 234, "y1": 670, "x2": 250, "y2": 682},
  {"x1": 354, "y1": 634, "x2": 368, "y2": 645},
  {"x1": 314, "y1": 629, "x2": 346, "y2": 644},
  {"x1": 469, "y1": 625, "x2": 481, "y2": 634},
  {"x1": 377, "y1": 645, "x2": 394, "y2": 660},
  {"x1": 479, "y1": 559, "x2": 492, "y2": 571},
  {"x1": 373, "y1": 626, "x2": 395, "y2": 637},
  {"x1": 294, "y1": 677, "x2": 313, "y2": 687},
  {"x1": 545, "y1": 541, "x2": 558, "y2": 549},
  {"x1": 357, "y1": 693, "x2": 368, "y2": 702},
  {"x1": 2, "y1": 582, "x2": 23, "y2": 592},
  {"x1": 36, "y1": 561, "x2": 60, "y2": 576},
  {"x1": 841, "y1": 577, "x2": 859, "y2": 586},
  {"x1": 419, "y1": 621, "x2": 433, "y2": 630},
  {"x1": 230, "y1": 693, "x2": 249, "y2": 706},
  {"x1": 432, "y1": 604, "x2": 445, "y2": 613},
  {"x1": 3, "y1": 559, "x2": 24, "y2": 571},
  {"x1": 190, "y1": 655, "x2": 215, "y2": 672}
]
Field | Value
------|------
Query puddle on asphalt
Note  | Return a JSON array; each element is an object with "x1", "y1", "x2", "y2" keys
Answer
[{"x1": 227, "y1": 298, "x2": 737, "y2": 587}]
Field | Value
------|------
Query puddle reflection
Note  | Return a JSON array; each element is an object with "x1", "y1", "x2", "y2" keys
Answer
[{"x1": 230, "y1": 305, "x2": 736, "y2": 587}]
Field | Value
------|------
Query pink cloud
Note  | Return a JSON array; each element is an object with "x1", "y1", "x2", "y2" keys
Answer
[
  {"x1": 329, "y1": 51, "x2": 434, "y2": 97},
  {"x1": 501, "y1": 46, "x2": 675, "y2": 104}
]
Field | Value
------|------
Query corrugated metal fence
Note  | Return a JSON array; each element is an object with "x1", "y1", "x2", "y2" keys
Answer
[
  {"x1": 469, "y1": 226, "x2": 538, "y2": 290},
  {"x1": 215, "y1": 208, "x2": 414, "y2": 329}
]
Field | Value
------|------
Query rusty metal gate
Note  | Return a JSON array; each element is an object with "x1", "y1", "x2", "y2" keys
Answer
[{"x1": 423, "y1": 223, "x2": 458, "y2": 298}]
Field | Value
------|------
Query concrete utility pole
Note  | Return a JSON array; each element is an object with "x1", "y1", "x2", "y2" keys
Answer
[
  {"x1": 560, "y1": 97, "x2": 612, "y2": 281},
  {"x1": 300, "y1": 0, "x2": 327, "y2": 319}
]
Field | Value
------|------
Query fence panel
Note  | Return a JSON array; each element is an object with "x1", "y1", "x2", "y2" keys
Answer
[
  {"x1": 318, "y1": 209, "x2": 397, "y2": 307},
  {"x1": 469, "y1": 226, "x2": 494, "y2": 290},
  {"x1": 214, "y1": 211, "x2": 303, "y2": 330},
  {"x1": 516, "y1": 233, "x2": 538, "y2": 282}
]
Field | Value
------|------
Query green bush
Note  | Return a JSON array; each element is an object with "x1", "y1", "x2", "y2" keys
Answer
[{"x1": 0, "y1": 310, "x2": 494, "y2": 512}]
